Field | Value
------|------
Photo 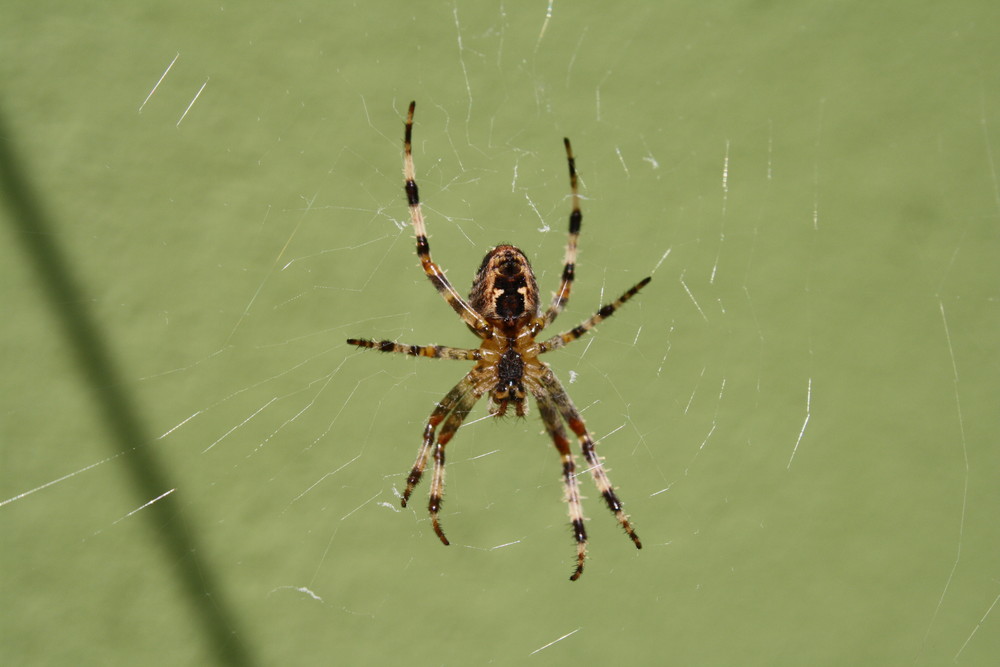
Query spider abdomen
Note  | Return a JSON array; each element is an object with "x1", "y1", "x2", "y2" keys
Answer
[{"x1": 468, "y1": 245, "x2": 539, "y2": 332}]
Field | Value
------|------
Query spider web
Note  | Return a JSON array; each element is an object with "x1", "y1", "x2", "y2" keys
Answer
[{"x1": 2, "y1": 2, "x2": 998, "y2": 665}]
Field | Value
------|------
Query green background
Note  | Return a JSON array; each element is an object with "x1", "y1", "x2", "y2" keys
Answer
[{"x1": 3, "y1": 2, "x2": 998, "y2": 665}]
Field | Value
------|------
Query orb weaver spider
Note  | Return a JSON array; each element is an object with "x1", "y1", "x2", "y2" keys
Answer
[{"x1": 348, "y1": 102, "x2": 650, "y2": 580}]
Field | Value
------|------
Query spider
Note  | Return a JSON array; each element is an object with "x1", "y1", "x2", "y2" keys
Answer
[{"x1": 347, "y1": 101, "x2": 651, "y2": 580}]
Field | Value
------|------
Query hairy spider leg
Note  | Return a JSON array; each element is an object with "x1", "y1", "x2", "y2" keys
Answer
[
  {"x1": 533, "y1": 388, "x2": 589, "y2": 580},
  {"x1": 539, "y1": 369, "x2": 642, "y2": 550},
  {"x1": 404, "y1": 101, "x2": 492, "y2": 337},
  {"x1": 539, "y1": 276, "x2": 652, "y2": 354},
  {"x1": 535, "y1": 138, "x2": 583, "y2": 334},
  {"x1": 426, "y1": 385, "x2": 483, "y2": 544},
  {"x1": 346, "y1": 338, "x2": 481, "y2": 360},
  {"x1": 401, "y1": 372, "x2": 478, "y2": 508}
]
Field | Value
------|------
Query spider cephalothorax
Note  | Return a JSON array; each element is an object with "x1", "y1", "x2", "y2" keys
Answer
[{"x1": 347, "y1": 101, "x2": 651, "y2": 580}]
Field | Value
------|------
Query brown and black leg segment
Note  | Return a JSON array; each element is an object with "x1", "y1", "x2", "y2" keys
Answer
[
  {"x1": 538, "y1": 276, "x2": 651, "y2": 354},
  {"x1": 535, "y1": 391, "x2": 589, "y2": 581},
  {"x1": 346, "y1": 338, "x2": 481, "y2": 360},
  {"x1": 540, "y1": 370, "x2": 642, "y2": 550},
  {"x1": 401, "y1": 372, "x2": 477, "y2": 508},
  {"x1": 403, "y1": 101, "x2": 491, "y2": 336},
  {"x1": 573, "y1": 420, "x2": 642, "y2": 549},
  {"x1": 536, "y1": 138, "x2": 583, "y2": 334},
  {"x1": 426, "y1": 385, "x2": 481, "y2": 545}
]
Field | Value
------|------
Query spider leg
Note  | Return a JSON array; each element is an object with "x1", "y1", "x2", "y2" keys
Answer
[
  {"x1": 535, "y1": 137, "x2": 583, "y2": 334},
  {"x1": 533, "y1": 389, "x2": 589, "y2": 581},
  {"x1": 400, "y1": 370, "x2": 483, "y2": 546},
  {"x1": 401, "y1": 372, "x2": 475, "y2": 508},
  {"x1": 538, "y1": 369, "x2": 642, "y2": 550},
  {"x1": 403, "y1": 101, "x2": 491, "y2": 337},
  {"x1": 427, "y1": 382, "x2": 483, "y2": 545},
  {"x1": 346, "y1": 338, "x2": 481, "y2": 361},
  {"x1": 539, "y1": 276, "x2": 651, "y2": 353}
]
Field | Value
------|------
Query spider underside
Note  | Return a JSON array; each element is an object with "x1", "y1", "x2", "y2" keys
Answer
[{"x1": 347, "y1": 101, "x2": 651, "y2": 581}]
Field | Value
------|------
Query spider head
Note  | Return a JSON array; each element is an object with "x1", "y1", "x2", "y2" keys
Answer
[{"x1": 469, "y1": 245, "x2": 539, "y2": 333}]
